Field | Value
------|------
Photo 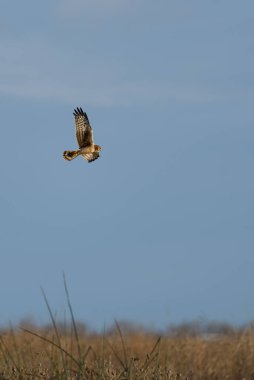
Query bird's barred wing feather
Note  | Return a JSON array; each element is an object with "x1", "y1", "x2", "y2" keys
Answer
[
  {"x1": 73, "y1": 107, "x2": 94, "y2": 148},
  {"x1": 82, "y1": 152, "x2": 100, "y2": 163}
]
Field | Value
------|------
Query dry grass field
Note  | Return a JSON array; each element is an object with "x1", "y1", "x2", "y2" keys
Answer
[
  {"x1": 1, "y1": 322, "x2": 254, "y2": 380},
  {"x1": 0, "y1": 283, "x2": 252, "y2": 379}
]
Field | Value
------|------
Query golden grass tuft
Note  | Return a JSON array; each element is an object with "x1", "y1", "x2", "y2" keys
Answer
[
  {"x1": 0, "y1": 326, "x2": 254, "y2": 379},
  {"x1": 1, "y1": 279, "x2": 253, "y2": 379}
]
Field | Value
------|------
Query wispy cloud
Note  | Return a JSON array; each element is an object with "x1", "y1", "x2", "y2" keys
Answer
[
  {"x1": 0, "y1": 1, "x2": 235, "y2": 107},
  {"x1": 0, "y1": 38, "x2": 222, "y2": 107},
  {"x1": 0, "y1": 78, "x2": 221, "y2": 107}
]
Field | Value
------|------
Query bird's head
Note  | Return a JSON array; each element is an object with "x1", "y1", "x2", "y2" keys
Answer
[{"x1": 94, "y1": 145, "x2": 102, "y2": 152}]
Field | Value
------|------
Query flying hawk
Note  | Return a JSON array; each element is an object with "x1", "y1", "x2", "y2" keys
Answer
[{"x1": 63, "y1": 107, "x2": 102, "y2": 163}]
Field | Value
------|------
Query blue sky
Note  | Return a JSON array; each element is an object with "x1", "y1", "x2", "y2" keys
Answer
[{"x1": 0, "y1": 0, "x2": 254, "y2": 330}]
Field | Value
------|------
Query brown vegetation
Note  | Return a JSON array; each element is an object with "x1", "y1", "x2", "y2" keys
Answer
[{"x1": 0, "y1": 322, "x2": 254, "y2": 379}]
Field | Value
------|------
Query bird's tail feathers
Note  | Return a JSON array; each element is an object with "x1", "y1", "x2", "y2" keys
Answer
[{"x1": 63, "y1": 150, "x2": 80, "y2": 161}]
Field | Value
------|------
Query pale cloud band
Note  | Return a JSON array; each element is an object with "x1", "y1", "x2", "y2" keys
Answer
[
  {"x1": 0, "y1": 1, "x2": 225, "y2": 107},
  {"x1": 0, "y1": 39, "x2": 219, "y2": 108},
  {"x1": 0, "y1": 78, "x2": 220, "y2": 107}
]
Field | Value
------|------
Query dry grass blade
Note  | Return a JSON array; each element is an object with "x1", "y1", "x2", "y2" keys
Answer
[
  {"x1": 7, "y1": 322, "x2": 24, "y2": 372},
  {"x1": 63, "y1": 273, "x2": 82, "y2": 364},
  {"x1": 114, "y1": 319, "x2": 128, "y2": 370},
  {"x1": 150, "y1": 336, "x2": 161, "y2": 357},
  {"x1": 104, "y1": 320, "x2": 136, "y2": 379},
  {"x1": 105, "y1": 336, "x2": 127, "y2": 371},
  {"x1": 21, "y1": 327, "x2": 80, "y2": 367},
  {"x1": 0, "y1": 335, "x2": 21, "y2": 374},
  {"x1": 41, "y1": 288, "x2": 68, "y2": 376},
  {"x1": 142, "y1": 336, "x2": 162, "y2": 371}
]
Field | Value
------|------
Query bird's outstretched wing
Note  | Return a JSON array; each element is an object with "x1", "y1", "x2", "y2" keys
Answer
[
  {"x1": 73, "y1": 107, "x2": 94, "y2": 148},
  {"x1": 82, "y1": 152, "x2": 100, "y2": 163}
]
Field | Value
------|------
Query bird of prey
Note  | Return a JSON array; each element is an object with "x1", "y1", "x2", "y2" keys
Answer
[{"x1": 63, "y1": 107, "x2": 102, "y2": 163}]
